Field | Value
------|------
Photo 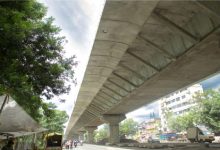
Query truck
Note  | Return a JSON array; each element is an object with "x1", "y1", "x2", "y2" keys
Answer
[{"x1": 187, "y1": 127, "x2": 215, "y2": 143}]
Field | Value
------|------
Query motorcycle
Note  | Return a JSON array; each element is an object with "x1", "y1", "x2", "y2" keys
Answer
[{"x1": 74, "y1": 141, "x2": 77, "y2": 148}]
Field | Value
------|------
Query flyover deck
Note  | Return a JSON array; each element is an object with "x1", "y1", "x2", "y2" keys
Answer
[{"x1": 66, "y1": 0, "x2": 220, "y2": 139}]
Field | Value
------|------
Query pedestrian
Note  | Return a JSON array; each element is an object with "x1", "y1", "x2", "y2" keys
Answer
[{"x1": 1, "y1": 139, "x2": 14, "y2": 150}]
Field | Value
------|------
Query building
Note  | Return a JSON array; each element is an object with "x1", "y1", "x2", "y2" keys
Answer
[
  {"x1": 138, "y1": 116, "x2": 161, "y2": 143},
  {"x1": 159, "y1": 84, "x2": 203, "y2": 132}
]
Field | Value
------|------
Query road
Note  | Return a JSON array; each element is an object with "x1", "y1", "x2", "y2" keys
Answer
[
  {"x1": 66, "y1": 144, "x2": 160, "y2": 150},
  {"x1": 65, "y1": 144, "x2": 219, "y2": 150}
]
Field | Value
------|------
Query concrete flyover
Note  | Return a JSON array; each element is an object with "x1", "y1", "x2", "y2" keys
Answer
[{"x1": 65, "y1": 0, "x2": 220, "y2": 143}]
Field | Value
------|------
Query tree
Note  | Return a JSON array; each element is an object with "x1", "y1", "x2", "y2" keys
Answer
[
  {"x1": 120, "y1": 118, "x2": 138, "y2": 136},
  {"x1": 94, "y1": 124, "x2": 108, "y2": 142},
  {"x1": 166, "y1": 90, "x2": 220, "y2": 132},
  {"x1": 0, "y1": 1, "x2": 77, "y2": 119},
  {"x1": 193, "y1": 90, "x2": 220, "y2": 132},
  {"x1": 39, "y1": 102, "x2": 69, "y2": 133},
  {"x1": 167, "y1": 111, "x2": 196, "y2": 132}
]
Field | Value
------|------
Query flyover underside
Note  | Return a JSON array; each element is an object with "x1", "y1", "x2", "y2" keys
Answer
[{"x1": 65, "y1": 0, "x2": 220, "y2": 138}]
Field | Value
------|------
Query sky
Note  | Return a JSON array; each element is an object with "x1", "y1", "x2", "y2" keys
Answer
[
  {"x1": 38, "y1": 0, "x2": 106, "y2": 116},
  {"x1": 200, "y1": 73, "x2": 220, "y2": 90}
]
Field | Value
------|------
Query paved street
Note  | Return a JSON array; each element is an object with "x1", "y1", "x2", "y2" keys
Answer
[
  {"x1": 64, "y1": 144, "x2": 220, "y2": 150},
  {"x1": 65, "y1": 144, "x2": 157, "y2": 150}
]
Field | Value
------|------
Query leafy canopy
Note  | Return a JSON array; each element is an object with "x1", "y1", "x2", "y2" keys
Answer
[
  {"x1": 194, "y1": 90, "x2": 220, "y2": 132},
  {"x1": 167, "y1": 111, "x2": 196, "y2": 132},
  {"x1": 39, "y1": 102, "x2": 69, "y2": 133},
  {"x1": 120, "y1": 118, "x2": 138, "y2": 136},
  {"x1": 94, "y1": 124, "x2": 108, "y2": 142},
  {"x1": 0, "y1": 1, "x2": 76, "y2": 119}
]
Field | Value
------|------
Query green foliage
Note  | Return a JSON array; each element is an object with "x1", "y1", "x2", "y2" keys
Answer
[
  {"x1": 167, "y1": 111, "x2": 196, "y2": 132},
  {"x1": 39, "y1": 102, "x2": 69, "y2": 133},
  {"x1": 193, "y1": 90, "x2": 220, "y2": 132},
  {"x1": 94, "y1": 124, "x2": 108, "y2": 142},
  {"x1": 0, "y1": 1, "x2": 76, "y2": 120},
  {"x1": 120, "y1": 118, "x2": 138, "y2": 136}
]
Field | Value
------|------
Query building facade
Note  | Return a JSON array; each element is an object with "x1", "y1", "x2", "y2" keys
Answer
[
  {"x1": 138, "y1": 117, "x2": 161, "y2": 142},
  {"x1": 159, "y1": 84, "x2": 203, "y2": 132}
]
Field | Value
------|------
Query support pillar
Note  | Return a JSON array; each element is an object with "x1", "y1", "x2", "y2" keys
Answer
[
  {"x1": 72, "y1": 134, "x2": 79, "y2": 140},
  {"x1": 85, "y1": 126, "x2": 97, "y2": 144},
  {"x1": 103, "y1": 114, "x2": 126, "y2": 144},
  {"x1": 78, "y1": 131, "x2": 86, "y2": 141}
]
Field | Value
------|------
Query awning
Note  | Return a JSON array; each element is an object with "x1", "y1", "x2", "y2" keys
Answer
[{"x1": 0, "y1": 95, "x2": 47, "y2": 139}]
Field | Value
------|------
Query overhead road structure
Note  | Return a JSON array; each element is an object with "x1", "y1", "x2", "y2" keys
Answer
[{"x1": 65, "y1": 0, "x2": 220, "y2": 143}]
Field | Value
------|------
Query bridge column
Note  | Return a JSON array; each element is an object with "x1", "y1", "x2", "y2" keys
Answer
[
  {"x1": 103, "y1": 114, "x2": 126, "y2": 144},
  {"x1": 85, "y1": 126, "x2": 97, "y2": 144},
  {"x1": 73, "y1": 133, "x2": 79, "y2": 140},
  {"x1": 78, "y1": 131, "x2": 86, "y2": 141}
]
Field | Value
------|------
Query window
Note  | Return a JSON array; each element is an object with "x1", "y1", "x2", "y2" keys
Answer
[
  {"x1": 182, "y1": 95, "x2": 186, "y2": 99},
  {"x1": 176, "y1": 97, "x2": 180, "y2": 101}
]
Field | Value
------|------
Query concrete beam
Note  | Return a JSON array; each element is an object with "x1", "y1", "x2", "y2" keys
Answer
[
  {"x1": 113, "y1": 72, "x2": 138, "y2": 88},
  {"x1": 138, "y1": 34, "x2": 176, "y2": 61},
  {"x1": 103, "y1": 85, "x2": 125, "y2": 97},
  {"x1": 127, "y1": 51, "x2": 160, "y2": 72},
  {"x1": 151, "y1": 12, "x2": 198, "y2": 43},
  {"x1": 119, "y1": 63, "x2": 146, "y2": 81},
  {"x1": 196, "y1": 1, "x2": 220, "y2": 19},
  {"x1": 64, "y1": 0, "x2": 159, "y2": 138},
  {"x1": 107, "y1": 79, "x2": 131, "y2": 93}
]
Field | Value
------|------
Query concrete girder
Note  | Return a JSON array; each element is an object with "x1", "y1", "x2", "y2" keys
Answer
[
  {"x1": 64, "y1": 0, "x2": 158, "y2": 137},
  {"x1": 119, "y1": 63, "x2": 147, "y2": 81},
  {"x1": 103, "y1": 85, "x2": 126, "y2": 97},
  {"x1": 127, "y1": 50, "x2": 160, "y2": 72},
  {"x1": 90, "y1": 100, "x2": 107, "y2": 111},
  {"x1": 138, "y1": 34, "x2": 176, "y2": 60},
  {"x1": 105, "y1": 79, "x2": 129, "y2": 95},
  {"x1": 107, "y1": 79, "x2": 131, "y2": 93},
  {"x1": 152, "y1": 11, "x2": 198, "y2": 44},
  {"x1": 100, "y1": 90, "x2": 121, "y2": 102},
  {"x1": 65, "y1": 1, "x2": 220, "y2": 139},
  {"x1": 93, "y1": 98, "x2": 112, "y2": 109},
  {"x1": 196, "y1": 1, "x2": 220, "y2": 20},
  {"x1": 95, "y1": 93, "x2": 115, "y2": 104},
  {"x1": 97, "y1": 93, "x2": 118, "y2": 104},
  {"x1": 112, "y1": 72, "x2": 138, "y2": 88},
  {"x1": 108, "y1": 27, "x2": 220, "y2": 114},
  {"x1": 95, "y1": 96, "x2": 114, "y2": 107},
  {"x1": 90, "y1": 104, "x2": 105, "y2": 112}
]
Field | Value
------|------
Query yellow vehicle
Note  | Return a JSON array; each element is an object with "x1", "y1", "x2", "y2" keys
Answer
[{"x1": 45, "y1": 133, "x2": 62, "y2": 150}]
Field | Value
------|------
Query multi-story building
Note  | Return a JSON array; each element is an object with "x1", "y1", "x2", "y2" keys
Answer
[{"x1": 159, "y1": 84, "x2": 203, "y2": 132}]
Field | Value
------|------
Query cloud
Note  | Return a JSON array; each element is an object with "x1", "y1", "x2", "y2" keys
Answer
[
  {"x1": 38, "y1": 0, "x2": 106, "y2": 117},
  {"x1": 126, "y1": 101, "x2": 159, "y2": 122},
  {"x1": 42, "y1": 0, "x2": 100, "y2": 51}
]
